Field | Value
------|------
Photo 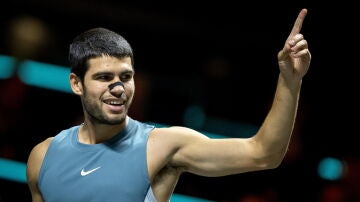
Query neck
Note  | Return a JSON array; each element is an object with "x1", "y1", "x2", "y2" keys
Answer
[{"x1": 79, "y1": 116, "x2": 128, "y2": 144}]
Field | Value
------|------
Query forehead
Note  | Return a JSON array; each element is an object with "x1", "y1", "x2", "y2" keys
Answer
[{"x1": 87, "y1": 56, "x2": 133, "y2": 74}]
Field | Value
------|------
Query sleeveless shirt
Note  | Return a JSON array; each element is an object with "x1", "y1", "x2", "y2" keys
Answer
[{"x1": 38, "y1": 118, "x2": 156, "y2": 202}]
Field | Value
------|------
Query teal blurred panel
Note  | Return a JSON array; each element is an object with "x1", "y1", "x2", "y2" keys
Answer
[
  {"x1": 171, "y1": 194, "x2": 215, "y2": 202},
  {"x1": 0, "y1": 158, "x2": 27, "y2": 183},
  {"x1": 0, "y1": 55, "x2": 16, "y2": 79},
  {"x1": 17, "y1": 60, "x2": 72, "y2": 93},
  {"x1": 146, "y1": 122, "x2": 227, "y2": 139},
  {"x1": 205, "y1": 117, "x2": 258, "y2": 138}
]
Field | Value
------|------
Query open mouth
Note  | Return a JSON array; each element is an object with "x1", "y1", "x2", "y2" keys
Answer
[{"x1": 104, "y1": 100, "x2": 123, "y2": 106}]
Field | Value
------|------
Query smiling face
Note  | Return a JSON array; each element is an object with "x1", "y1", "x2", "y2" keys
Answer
[{"x1": 71, "y1": 55, "x2": 135, "y2": 125}]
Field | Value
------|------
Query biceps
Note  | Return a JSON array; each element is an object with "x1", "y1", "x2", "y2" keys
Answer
[{"x1": 172, "y1": 138, "x2": 261, "y2": 177}]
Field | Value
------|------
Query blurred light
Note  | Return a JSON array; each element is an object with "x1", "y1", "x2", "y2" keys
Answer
[
  {"x1": 318, "y1": 157, "x2": 344, "y2": 180},
  {"x1": 147, "y1": 122, "x2": 226, "y2": 139},
  {"x1": 17, "y1": 60, "x2": 72, "y2": 93},
  {"x1": 171, "y1": 194, "x2": 215, "y2": 202},
  {"x1": 0, "y1": 158, "x2": 27, "y2": 183},
  {"x1": 183, "y1": 105, "x2": 206, "y2": 129},
  {"x1": 0, "y1": 55, "x2": 16, "y2": 79},
  {"x1": 204, "y1": 117, "x2": 258, "y2": 138}
]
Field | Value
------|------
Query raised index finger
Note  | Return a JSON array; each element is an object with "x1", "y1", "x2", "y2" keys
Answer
[{"x1": 289, "y1": 8, "x2": 308, "y2": 38}]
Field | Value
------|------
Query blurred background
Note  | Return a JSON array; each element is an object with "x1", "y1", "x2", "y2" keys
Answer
[{"x1": 1, "y1": 0, "x2": 359, "y2": 201}]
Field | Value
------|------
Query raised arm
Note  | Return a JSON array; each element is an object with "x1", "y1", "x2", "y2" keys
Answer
[
  {"x1": 223, "y1": 8, "x2": 312, "y2": 172},
  {"x1": 278, "y1": 8, "x2": 311, "y2": 85},
  {"x1": 153, "y1": 9, "x2": 311, "y2": 177},
  {"x1": 251, "y1": 8, "x2": 311, "y2": 167}
]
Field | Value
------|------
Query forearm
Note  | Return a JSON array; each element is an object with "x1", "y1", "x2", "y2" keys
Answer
[{"x1": 254, "y1": 73, "x2": 301, "y2": 165}]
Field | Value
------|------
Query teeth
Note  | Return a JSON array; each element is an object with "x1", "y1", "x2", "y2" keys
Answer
[
  {"x1": 110, "y1": 101, "x2": 121, "y2": 105},
  {"x1": 105, "y1": 100, "x2": 122, "y2": 105}
]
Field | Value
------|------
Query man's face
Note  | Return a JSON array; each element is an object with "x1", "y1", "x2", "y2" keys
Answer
[{"x1": 80, "y1": 56, "x2": 135, "y2": 125}]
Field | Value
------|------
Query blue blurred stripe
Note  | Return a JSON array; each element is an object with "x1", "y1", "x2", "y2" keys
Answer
[
  {"x1": 0, "y1": 158, "x2": 27, "y2": 183},
  {"x1": 17, "y1": 60, "x2": 72, "y2": 93},
  {"x1": 0, "y1": 55, "x2": 16, "y2": 79},
  {"x1": 171, "y1": 194, "x2": 215, "y2": 202}
]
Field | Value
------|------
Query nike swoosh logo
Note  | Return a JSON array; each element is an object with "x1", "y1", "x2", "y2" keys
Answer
[{"x1": 80, "y1": 167, "x2": 101, "y2": 176}]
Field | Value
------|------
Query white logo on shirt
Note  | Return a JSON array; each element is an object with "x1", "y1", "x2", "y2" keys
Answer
[{"x1": 80, "y1": 167, "x2": 101, "y2": 176}]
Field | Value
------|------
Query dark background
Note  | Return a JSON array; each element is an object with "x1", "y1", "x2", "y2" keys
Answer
[{"x1": 1, "y1": 0, "x2": 359, "y2": 201}]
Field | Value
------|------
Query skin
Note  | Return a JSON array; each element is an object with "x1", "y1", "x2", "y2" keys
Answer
[{"x1": 26, "y1": 9, "x2": 311, "y2": 202}]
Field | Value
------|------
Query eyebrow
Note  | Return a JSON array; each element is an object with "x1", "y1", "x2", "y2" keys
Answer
[
  {"x1": 91, "y1": 70, "x2": 134, "y2": 77},
  {"x1": 91, "y1": 71, "x2": 112, "y2": 78}
]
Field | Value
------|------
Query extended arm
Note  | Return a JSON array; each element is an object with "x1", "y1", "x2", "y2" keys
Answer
[
  {"x1": 253, "y1": 8, "x2": 310, "y2": 168},
  {"x1": 154, "y1": 9, "x2": 311, "y2": 177}
]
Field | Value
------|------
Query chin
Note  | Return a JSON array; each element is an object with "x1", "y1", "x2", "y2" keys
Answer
[{"x1": 106, "y1": 115, "x2": 126, "y2": 125}]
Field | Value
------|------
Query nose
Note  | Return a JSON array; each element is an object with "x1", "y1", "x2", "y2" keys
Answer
[
  {"x1": 108, "y1": 81, "x2": 124, "y2": 90},
  {"x1": 108, "y1": 81, "x2": 125, "y2": 96}
]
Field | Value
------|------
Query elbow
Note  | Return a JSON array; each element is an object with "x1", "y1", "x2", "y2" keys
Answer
[
  {"x1": 268, "y1": 158, "x2": 283, "y2": 169},
  {"x1": 259, "y1": 158, "x2": 283, "y2": 171},
  {"x1": 249, "y1": 155, "x2": 283, "y2": 171},
  {"x1": 250, "y1": 137, "x2": 289, "y2": 170},
  {"x1": 263, "y1": 143, "x2": 290, "y2": 170},
  {"x1": 260, "y1": 151, "x2": 287, "y2": 170}
]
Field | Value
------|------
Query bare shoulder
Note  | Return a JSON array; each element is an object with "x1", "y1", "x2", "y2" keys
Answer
[
  {"x1": 26, "y1": 137, "x2": 53, "y2": 182},
  {"x1": 26, "y1": 138, "x2": 53, "y2": 202},
  {"x1": 147, "y1": 126, "x2": 209, "y2": 174},
  {"x1": 149, "y1": 126, "x2": 209, "y2": 145},
  {"x1": 28, "y1": 137, "x2": 53, "y2": 162},
  {"x1": 147, "y1": 126, "x2": 210, "y2": 199}
]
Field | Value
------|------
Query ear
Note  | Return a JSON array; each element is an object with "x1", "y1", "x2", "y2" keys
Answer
[{"x1": 70, "y1": 73, "x2": 83, "y2": 95}]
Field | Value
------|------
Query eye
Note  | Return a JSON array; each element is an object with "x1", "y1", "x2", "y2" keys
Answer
[
  {"x1": 120, "y1": 73, "x2": 133, "y2": 82},
  {"x1": 96, "y1": 74, "x2": 112, "y2": 81}
]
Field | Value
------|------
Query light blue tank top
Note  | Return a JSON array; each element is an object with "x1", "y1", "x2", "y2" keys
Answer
[{"x1": 38, "y1": 117, "x2": 156, "y2": 202}]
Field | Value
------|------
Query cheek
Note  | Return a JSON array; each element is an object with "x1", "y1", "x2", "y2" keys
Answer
[
  {"x1": 83, "y1": 84, "x2": 106, "y2": 101},
  {"x1": 93, "y1": 82, "x2": 109, "y2": 90},
  {"x1": 82, "y1": 91, "x2": 97, "y2": 106},
  {"x1": 85, "y1": 81, "x2": 108, "y2": 92},
  {"x1": 123, "y1": 85, "x2": 134, "y2": 103},
  {"x1": 125, "y1": 83, "x2": 135, "y2": 96}
]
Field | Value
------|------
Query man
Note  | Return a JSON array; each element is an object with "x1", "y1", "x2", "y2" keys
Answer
[{"x1": 26, "y1": 8, "x2": 311, "y2": 202}]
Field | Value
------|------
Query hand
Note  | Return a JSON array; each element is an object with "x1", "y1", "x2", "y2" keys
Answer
[{"x1": 277, "y1": 8, "x2": 311, "y2": 84}]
